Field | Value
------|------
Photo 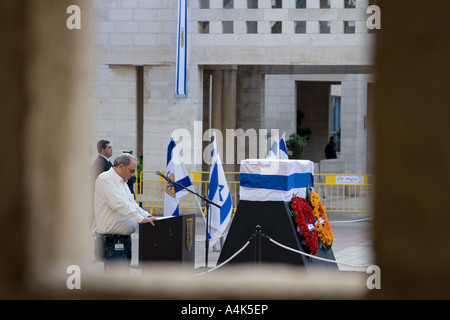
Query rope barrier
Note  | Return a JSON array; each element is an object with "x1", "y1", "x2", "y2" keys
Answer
[
  {"x1": 195, "y1": 218, "x2": 372, "y2": 243},
  {"x1": 264, "y1": 235, "x2": 371, "y2": 270},
  {"x1": 195, "y1": 239, "x2": 252, "y2": 276},
  {"x1": 329, "y1": 217, "x2": 373, "y2": 224},
  {"x1": 195, "y1": 224, "x2": 373, "y2": 276},
  {"x1": 195, "y1": 232, "x2": 228, "y2": 242}
]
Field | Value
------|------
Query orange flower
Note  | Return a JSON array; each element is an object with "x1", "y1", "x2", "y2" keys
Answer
[{"x1": 310, "y1": 191, "x2": 334, "y2": 248}]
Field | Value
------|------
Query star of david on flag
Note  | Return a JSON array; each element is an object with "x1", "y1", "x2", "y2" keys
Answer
[
  {"x1": 207, "y1": 133, "x2": 233, "y2": 247},
  {"x1": 164, "y1": 134, "x2": 193, "y2": 217}
]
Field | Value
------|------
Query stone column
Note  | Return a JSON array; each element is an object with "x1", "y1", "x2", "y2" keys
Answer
[
  {"x1": 211, "y1": 67, "x2": 237, "y2": 172},
  {"x1": 222, "y1": 69, "x2": 237, "y2": 131},
  {"x1": 0, "y1": 0, "x2": 91, "y2": 298},
  {"x1": 211, "y1": 69, "x2": 224, "y2": 133},
  {"x1": 340, "y1": 77, "x2": 368, "y2": 174},
  {"x1": 222, "y1": 68, "x2": 237, "y2": 172}
]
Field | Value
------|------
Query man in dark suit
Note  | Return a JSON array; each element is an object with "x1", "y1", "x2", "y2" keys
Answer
[
  {"x1": 94, "y1": 139, "x2": 113, "y2": 177},
  {"x1": 325, "y1": 136, "x2": 337, "y2": 159}
]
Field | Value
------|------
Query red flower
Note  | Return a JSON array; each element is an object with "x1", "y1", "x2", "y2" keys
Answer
[{"x1": 291, "y1": 196, "x2": 318, "y2": 255}]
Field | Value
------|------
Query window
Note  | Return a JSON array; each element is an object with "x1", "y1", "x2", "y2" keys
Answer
[
  {"x1": 344, "y1": 21, "x2": 356, "y2": 34},
  {"x1": 247, "y1": 0, "x2": 258, "y2": 9},
  {"x1": 330, "y1": 94, "x2": 341, "y2": 151},
  {"x1": 320, "y1": 0, "x2": 330, "y2": 8},
  {"x1": 199, "y1": 0, "x2": 210, "y2": 8},
  {"x1": 272, "y1": 0, "x2": 282, "y2": 9},
  {"x1": 198, "y1": 21, "x2": 209, "y2": 34},
  {"x1": 295, "y1": 21, "x2": 306, "y2": 34},
  {"x1": 224, "y1": 0, "x2": 233, "y2": 8},
  {"x1": 319, "y1": 21, "x2": 330, "y2": 34},
  {"x1": 222, "y1": 21, "x2": 233, "y2": 34},
  {"x1": 296, "y1": 0, "x2": 306, "y2": 8},
  {"x1": 271, "y1": 21, "x2": 282, "y2": 33},
  {"x1": 246, "y1": 21, "x2": 258, "y2": 34},
  {"x1": 344, "y1": 0, "x2": 356, "y2": 8}
]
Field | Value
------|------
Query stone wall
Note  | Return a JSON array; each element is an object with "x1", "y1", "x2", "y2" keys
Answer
[{"x1": 90, "y1": 0, "x2": 375, "y2": 172}]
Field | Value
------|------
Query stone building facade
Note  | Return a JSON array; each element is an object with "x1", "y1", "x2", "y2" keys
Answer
[{"x1": 90, "y1": 0, "x2": 376, "y2": 174}]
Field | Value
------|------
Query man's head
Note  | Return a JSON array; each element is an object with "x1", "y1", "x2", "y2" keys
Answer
[
  {"x1": 113, "y1": 153, "x2": 137, "y2": 182},
  {"x1": 97, "y1": 139, "x2": 112, "y2": 159}
]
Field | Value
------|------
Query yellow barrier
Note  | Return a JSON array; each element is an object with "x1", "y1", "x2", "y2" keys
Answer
[
  {"x1": 137, "y1": 171, "x2": 240, "y2": 215},
  {"x1": 314, "y1": 174, "x2": 374, "y2": 213},
  {"x1": 137, "y1": 171, "x2": 373, "y2": 215}
]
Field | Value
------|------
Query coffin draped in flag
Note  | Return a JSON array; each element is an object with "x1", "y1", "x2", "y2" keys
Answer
[
  {"x1": 164, "y1": 134, "x2": 193, "y2": 217},
  {"x1": 239, "y1": 159, "x2": 314, "y2": 202},
  {"x1": 175, "y1": 0, "x2": 187, "y2": 96},
  {"x1": 207, "y1": 136, "x2": 233, "y2": 247}
]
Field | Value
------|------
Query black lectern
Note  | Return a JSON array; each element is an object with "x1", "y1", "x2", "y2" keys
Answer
[{"x1": 139, "y1": 214, "x2": 195, "y2": 267}]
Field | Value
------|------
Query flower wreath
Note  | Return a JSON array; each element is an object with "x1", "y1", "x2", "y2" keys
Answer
[
  {"x1": 291, "y1": 196, "x2": 318, "y2": 255},
  {"x1": 308, "y1": 188, "x2": 334, "y2": 251}
]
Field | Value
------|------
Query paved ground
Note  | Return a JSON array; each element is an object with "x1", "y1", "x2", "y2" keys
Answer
[{"x1": 325, "y1": 212, "x2": 374, "y2": 271}]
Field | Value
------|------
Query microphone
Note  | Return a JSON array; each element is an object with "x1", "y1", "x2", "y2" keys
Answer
[
  {"x1": 156, "y1": 170, "x2": 167, "y2": 180},
  {"x1": 156, "y1": 170, "x2": 222, "y2": 209},
  {"x1": 156, "y1": 170, "x2": 173, "y2": 185}
]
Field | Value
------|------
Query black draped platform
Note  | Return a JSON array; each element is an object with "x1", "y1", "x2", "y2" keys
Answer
[{"x1": 217, "y1": 200, "x2": 338, "y2": 270}]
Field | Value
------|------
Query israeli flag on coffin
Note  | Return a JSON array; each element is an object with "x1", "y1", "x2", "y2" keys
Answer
[
  {"x1": 239, "y1": 159, "x2": 314, "y2": 202},
  {"x1": 207, "y1": 134, "x2": 233, "y2": 247},
  {"x1": 164, "y1": 134, "x2": 193, "y2": 217}
]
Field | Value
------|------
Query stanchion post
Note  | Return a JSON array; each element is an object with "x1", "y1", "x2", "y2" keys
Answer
[{"x1": 255, "y1": 225, "x2": 261, "y2": 265}]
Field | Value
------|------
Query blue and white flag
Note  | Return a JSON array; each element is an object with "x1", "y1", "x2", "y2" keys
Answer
[
  {"x1": 164, "y1": 134, "x2": 193, "y2": 217},
  {"x1": 279, "y1": 132, "x2": 289, "y2": 159},
  {"x1": 239, "y1": 159, "x2": 314, "y2": 202},
  {"x1": 266, "y1": 139, "x2": 279, "y2": 159},
  {"x1": 175, "y1": 0, "x2": 187, "y2": 96},
  {"x1": 266, "y1": 132, "x2": 288, "y2": 159},
  {"x1": 207, "y1": 134, "x2": 233, "y2": 247}
]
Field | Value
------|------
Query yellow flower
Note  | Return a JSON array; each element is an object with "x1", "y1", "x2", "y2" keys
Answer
[{"x1": 310, "y1": 191, "x2": 334, "y2": 247}]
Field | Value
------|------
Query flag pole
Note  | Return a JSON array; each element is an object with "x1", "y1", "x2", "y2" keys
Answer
[
  {"x1": 205, "y1": 73, "x2": 213, "y2": 272},
  {"x1": 194, "y1": 192, "x2": 206, "y2": 223},
  {"x1": 205, "y1": 202, "x2": 211, "y2": 273}
]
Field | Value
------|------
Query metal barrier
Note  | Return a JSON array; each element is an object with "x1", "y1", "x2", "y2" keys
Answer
[
  {"x1": 137, "y1": 171, "x2": 240, "y2": 215},
  {"x1": 137, "y1": 171, "x2": 373, "y2": 215},
  {"x1": 314, "y1": 174, "x2": 374, "y2": 213}
]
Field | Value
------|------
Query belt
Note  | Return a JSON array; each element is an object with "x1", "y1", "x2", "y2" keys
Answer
[{"x1": 101, "y1": 234, "x2": 131, "y2": 239}]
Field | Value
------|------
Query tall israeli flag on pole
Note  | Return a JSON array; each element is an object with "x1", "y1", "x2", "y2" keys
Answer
[
  {"x1": 164, "y1": 134, "x2": 193, "y2": 217},
  {"x1": 266, "y1": 139, "x2": 279, "y2": 159},
  {"x1": 279, "y1": 132, "x2": 289, "y2": 159},
  {"x1": 207, "y1": 133, "x2": 233, "y2": 247},
  {"x1": 267, "y1": 132, "x2": 288, "y2": 159},
  {"x1": 175, "y1": 0, "x2": 187, "y2": 96}
]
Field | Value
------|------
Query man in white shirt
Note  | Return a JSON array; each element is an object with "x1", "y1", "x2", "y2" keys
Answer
[{"x1": 94, "y1": 153, "x2": 157, "y2": 270}]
